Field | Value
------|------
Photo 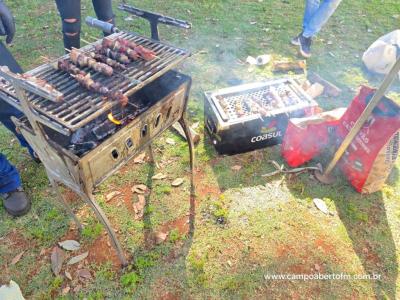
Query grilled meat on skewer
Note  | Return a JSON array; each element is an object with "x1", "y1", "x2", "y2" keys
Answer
[
  {"x1": 57, "y1": 59, "x2": 85, "y2": 76},
  {"x1": 115, "y1": 38, "x2": 156, "y2": 61},
  {"x1": 133, "y1": 45, "x2": 156, "y2": 61},
  {"x1": 248, "y1": 98, "x2": 269, "y2": 116},
  {"x1": 94, "y1": 44, "x2": 131, "y2": 64},
  {"x1": 235, "y1": 101, "x2": 245, "y2": 117},
  {"x1": 18, "y1": 73, "x2": 64, "y2": 102},
  {"x1": 88, "y1": 52, "x2": 127, "y2": 71},
  {"x1": 102, "y1": 38, "x2": 140, "y2": 60},
  {"x1": 56, "y1": 60, "x2": 128, "y2": 106},
  {"x1": 102, "y1": 38, "x2": 156, "y2": 61},
  {"x1": 72, "y1": 73, "x2": 128, "y2": 106},
  {"x1": 108, "y1": 91, "x2": 128, "y2": 107},
  {"x1": 57, "y1": 60, "x2": 108, "y2": 93},
  {"x1": 115, "y1": 37, "x2": 138, "y2": 50},
  {"x1": 70, "y1": 49, "x2": 113, "y2": 76}
]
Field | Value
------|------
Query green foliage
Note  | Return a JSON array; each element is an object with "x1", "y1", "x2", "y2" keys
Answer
[
  {"x1": 82, "y1": 222, "x2": 103, "y2": 241},
  {"x1": 154, "y1": 183, "x2": 172, "y2": 196},
  {"x1": 134, "y1": 252, "x2": 159, "y2": 274},
  {"x1": 188, "y1": 252, "x2": 208, "y2": 286},
  {"x1": 169, "y1": 228, "x2": 181, "y2": 242},
  {"x1": 120, "y1": 272, "x2": 142, "y2": 292}
]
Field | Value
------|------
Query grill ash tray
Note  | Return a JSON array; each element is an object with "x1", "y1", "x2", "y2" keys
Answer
[{"x1": 204, "y1": 78, "x2": 319, "y2": 155}]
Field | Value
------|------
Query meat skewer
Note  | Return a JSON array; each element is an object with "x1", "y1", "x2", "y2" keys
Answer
[
  {"x1": 70, "y1": 48, "x2": 113, "y2": 76},
  {"x1": 0, "y1": 66, "x2": 64, "y2": 102},
  {"x1": 102, "y1": 37, "x2": 157, "y2": 61},
  {"x1": 94, "y1": 44, "x2": 131, "y2": 64},
  {"x1": 102, "y1": 38, "x2": 140, "y2": 60},
  {"x1": 19, "y1": 73, "x2": 64, "y2": 102},
  {"x1": 55, "y1": 59, "x2": 128, "y2": 106},
  {"x1": 115, "y1": 37, "x2": 157, "y2": 61},
  {"x1": 88, "y1": 52, "x2": 127, "y2": 71}
]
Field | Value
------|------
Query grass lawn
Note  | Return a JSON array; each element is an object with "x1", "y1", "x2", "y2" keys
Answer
[{"x1": 1, "y1": 0, "x2": 400, "y2": 299}]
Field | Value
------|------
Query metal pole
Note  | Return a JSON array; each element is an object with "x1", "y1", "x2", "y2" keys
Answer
[{"x1": 321, "y1": 57, "x2": 400, "y2": 180}]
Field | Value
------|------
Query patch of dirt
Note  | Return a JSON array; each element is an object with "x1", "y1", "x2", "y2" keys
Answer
[
  {"x1": 87, "y1": 235, "x2": 122, "y2": 270},
  {"x1": 4, "y1": 229, "x2": 30, "y2": 250},
  {"x1": 63, "y1": 189, "x2": 80, "y2": 204},
  {"x1": 118, "y1": 185, "x2": 137, "y2": 215},
  {"x1": 195, "y1": 169, "x2": 221, "y2": 198},
  {"x1": 314, "y1": 238, "x2": 336, "y2": 255},
  {"x1": 159, "y1": 215, "x2": 190, "y2": 236},
  {"x1": 158, "y1": 291, "x2": 181, "y2": 300}
]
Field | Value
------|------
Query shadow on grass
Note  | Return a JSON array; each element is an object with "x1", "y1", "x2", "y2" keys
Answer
[
  {"x1": 203, "y1": 134, "x2": 284, "y2": 191},
  {"x1": 287, "y1": 172, "x2": 398, "y2": 299},
  {"x1": 128, "y1": 151, "x2": 196, "y2": 298}
]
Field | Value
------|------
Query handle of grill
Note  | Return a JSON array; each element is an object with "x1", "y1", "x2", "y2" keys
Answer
[
  {"x1": 118, "y1": 3, "x2": 191, "y2": 41},
  {"x1": 85, "y1": 17, "x2": 118, "y2": 34}
]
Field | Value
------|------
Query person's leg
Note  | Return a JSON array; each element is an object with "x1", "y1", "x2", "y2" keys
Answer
[
  {"x1": 0, "y1": 154, "x2": 30, "y2": 216},
  {"x1": 0, "y1": 41, "x2": 36, "y2": 157},
  {"x1": 291, "y1": 0, "x2": 320, "y2": 46},
  {"x1": 303, "y1": 0, "x2": 342, "y2": 38},
  {"x1": 55, "y1": 0, "x2": 82, "y2": 50},
  {"x1": 0, "y1": 154, "x2": 21, "y2": 194},
  {"x1": 92, "y1": 0, "x2": 115, "y2": 36},
  {"x1": 303, "y1": 0, "x2": 321, "y2": 31},
  {"x1": 0, "y1": 41, "x2": 23, "y2": 73}
]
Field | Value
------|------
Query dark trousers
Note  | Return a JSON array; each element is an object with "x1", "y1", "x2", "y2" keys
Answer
[
  {"x1": 0, "y1": 41, "x2": 31, "y2": 193},
  {"x1": 55, "y1": 0, "x2": 114, "y2": 50}
]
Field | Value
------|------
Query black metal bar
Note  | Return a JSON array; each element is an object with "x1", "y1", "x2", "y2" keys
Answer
[{"x1": 118, "y1": 3, "x2": 191, "y2": 41}]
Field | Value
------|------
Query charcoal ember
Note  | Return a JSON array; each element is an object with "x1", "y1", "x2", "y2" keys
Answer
[
  {"x1": 70, "y1": 126, "x2": 93, "y2": 144},
  {"x1": 92, "y1": 121, "x2": 117, "y2": 141}
]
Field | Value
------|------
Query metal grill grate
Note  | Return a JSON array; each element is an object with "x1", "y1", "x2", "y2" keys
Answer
[
  {"x1": 211, "y1": 79, "x2": 315, "y2": 121},
  {"x1": 0, "y1": 32, "x2": 189, "y2": 135}
]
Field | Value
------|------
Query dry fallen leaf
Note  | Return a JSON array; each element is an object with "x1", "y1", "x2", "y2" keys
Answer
[
  {"x1": 313, "y1": 198, "x2": 329, "y2": 214},
  {"x1": 171, "y1": 178, "x2": 184, "y2": 187},
  {"x1": 131, "y1": 184, "x2": 148, "y2": 194},
  {"x1": 105, "y1": 191, "x2": 121, "y2": 202},
  {"x1": 11, "y1": 251, "x2": 25, "y2": 265},
  {"x1": 231, "y1": 165, "x2": 242, "y2": 171},
  {"x1": 166, "y1": 138, "x2": 176, "y2": 145},
  {"x1": 67, "y1": 251, "x2": 89, "y2": 265},
  {"x1": 134, "y1": 152, "x2": 146, "y2": 164},
  {"x1": 65, "y1": 270, "x2": 73, "y2": 281},
  {"x1": 191, "y1": 122, "x2": 200, "y2": 130},
  {"x1": 58, "y1": 240, "x2": 81, "y2": 251},
  {"x1": 51, "y1": 247, "x2": 65, "y2": 275},
  {"x1": 77, "y1": 269, "x2": 92, "y2": 281},
  {"x1": 133, "y1": 195, "x2": 146, "y2": 220},
  {"x1": 152, "y1": 173, "x2": 167, "y2": 180},
  {"x1": 61, "y1": 286, "x2": 70, "y2": 296},
  {"x1": 155, "y1": 231, "x2": 168, "y2": 244},
  {"x1": 73, "y1": 285, "x2": 82, "y2": 293}
]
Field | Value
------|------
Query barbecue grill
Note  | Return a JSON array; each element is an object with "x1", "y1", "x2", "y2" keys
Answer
[
  {"x1": 205, "y1": 78, "x2": 319, "y2": 155},
  {"x1": 0, "y1": 5, "x2": 195, "y2": 266}
]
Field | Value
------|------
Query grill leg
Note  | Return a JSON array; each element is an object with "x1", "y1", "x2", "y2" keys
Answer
[
  {"x1": 48, "y1": 177, "x2": 83, "y2": 232},
  {"x1": 147, "y1": 144, "x2": 155, "y2": 164},
  {"x1": 81, "y1": 192, "x2": 128, "y2": 267},
  {"x1": 179, "y1": 117, "x2": 196, "y2": 197}
]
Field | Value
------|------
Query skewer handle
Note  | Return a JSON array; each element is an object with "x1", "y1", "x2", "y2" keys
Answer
[{"x1": 86, "y1": 16, "x2": 118, "y2": 34}]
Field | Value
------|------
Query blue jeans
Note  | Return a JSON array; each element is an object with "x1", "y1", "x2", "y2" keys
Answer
[
  {"x1": 0, "y1": 41, "x2": 32, "y2": 193},
  {"x1": 302, "y1": 0, "x2": 342, "y2": 38}
]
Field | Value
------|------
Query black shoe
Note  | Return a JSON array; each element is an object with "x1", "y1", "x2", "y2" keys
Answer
[
  {"x1": 291, "y1": 32, "x2": 302, "y2": 46},
  {"x1": 1, "y1": 188, "x2": 31, "y2": 217},
  {"x1": 299, "y1": 35, "x2": 312, "y2": 58}
]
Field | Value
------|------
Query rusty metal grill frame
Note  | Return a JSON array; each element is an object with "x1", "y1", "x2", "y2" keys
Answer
[{"x1": 1, "y1": 32, "x2": 190, "y2": 135}]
